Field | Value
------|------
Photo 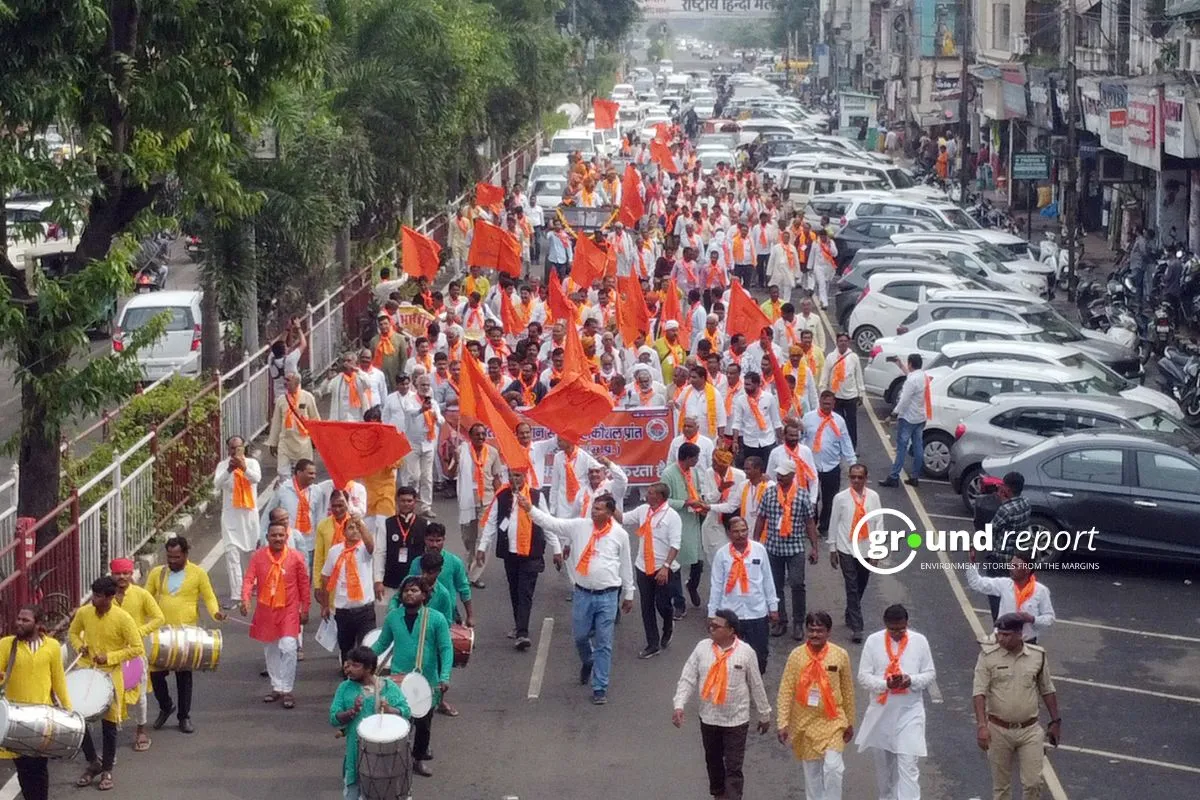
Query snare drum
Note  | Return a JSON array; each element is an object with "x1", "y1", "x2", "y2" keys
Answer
[
  {"x1": 64, "y1": 669, "x2": 114, "y2": 721},
  {"x1": 356, "y1": 714, "x2": 412, "y2": 800},
  {"x1": 450, "y1": 623, "x2": 474, "y2": 667},
  {"x1": 361, "y1": 628, "x2": 393, "y2": 670},
  {"x1": 0, "y1": 699, "x2": 85, "y2": 759},
  {"x1": 147, "y1": 626, "x2": 222, "y2": 672}
]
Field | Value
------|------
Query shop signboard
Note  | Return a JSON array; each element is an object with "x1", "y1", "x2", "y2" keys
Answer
[
  {"x1": 1126, "y1": 89, "x2": 1161, "y2": 171},
  {"x1": 1163, "y1": 85, "x2": 1199, "y2": 159},
  {"x1": 1011, "y1": 152, "x2": 1051, "y2": 181}
]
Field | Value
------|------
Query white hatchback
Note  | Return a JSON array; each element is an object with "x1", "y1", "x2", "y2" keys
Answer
[
  {"x1": 847, "y1": 272, "x2": 988, "y2": 354},
  {"x1": 113, "y1": 290, "x2": 203, "y2": 381}
]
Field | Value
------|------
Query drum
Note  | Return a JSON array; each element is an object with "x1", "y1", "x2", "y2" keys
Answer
[
  {"x1": 0, "y1": 699, "x2": 86, "y2": 759},
  {"x1": 396, "y1": 672, "x2": 432, "y2": 718},
  {"x1": 147, "y1": 626, "x2": 222, "y2": 672},
  {"x1": 361, "y1": 628, "x2": 393, "y2": 670},
  {"x1": 65, "y1": 669, "x2": 114, "y2": 721},
  {"x1": 356, "y1": 714, "x2": 412, "y2": 800},
  {"x1": 450, "y1": 623, "x2": 474, "y2": 667}
]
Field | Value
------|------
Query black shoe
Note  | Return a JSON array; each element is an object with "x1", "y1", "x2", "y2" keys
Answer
[
  {"x1": 791, "y1": 622, "x2": 805, "y2": 641},
  {"x1": 515, "y1": 636, "x2": 532, "y2": 651},
  {"x1": 152, "y1": 705, "x2": 175, "y2": 731},
  {"x1": 178, "y1": 717, "x2": 195, "y2": 734},
  {"x1": 660, "y1": 632, "x2": 673, "y2": 650},
  {"x1": 770, "y1": 621, "x2": 787, "y2": 637},
  {"x1": 904, "y1": 477, "x2": 920, "y2": 487},
  {"x1": 412, "y1": 760, "x2": 433, "y2": 777},
  {"x1": 592, "y1": 690, "x2": 608, "y2": 705},
  {"x1": 688, "y1": 586, "x2": 702, "y2": 607},
  {"x1": 673, "y1": 608, "x2": 687, "y2": 621},
  {"x1": 878, "y1": 478, "x2": 900, "y2": 488},
  {"x1": 638, "y1": 646, "x2": 661, "y2": 659},
  {"x1": 851, "y1": 632, "x2": 864, "y2": 644},
  {"x1": 579, "y1": 662, "x2": 592, "y2": 685},
  {"x1": 259, "y1": 670, "x2": 269, "y2": 678}
]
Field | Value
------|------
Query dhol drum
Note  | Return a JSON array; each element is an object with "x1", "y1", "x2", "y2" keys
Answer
[
  {"x1": 147, "y1": 626, "x2": 222, "y2": 672},
  {"x1": 450, "y1": 623, "x2": 474, "y2": 667},
  {"x1": 356, "y1": 713, "x2": 412, "y2": 800},
  {"x1": 0, "y1": 699, "x2": 85, "y2": 759},
  {"x1": 361, "y1": 628, "x2": 394, "y2": 670},
  {"x1": 65, "y1": 669, "x2": 114, "y2": 721},
  {"x1": 396, "y1": 672, "x2": 433, "y2": 718}
]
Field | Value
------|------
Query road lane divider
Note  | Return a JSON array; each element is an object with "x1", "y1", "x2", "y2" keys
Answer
[{"x1": 527, "y1": 617, "x2": 554, "y2": 700}]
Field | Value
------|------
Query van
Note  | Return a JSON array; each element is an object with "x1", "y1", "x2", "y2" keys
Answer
[
  {"x1": 549, "y1": 128, "x2": 596, "y2": 158},
  {"x1": 781, "y1": 170, "x2": 889, "y2": 207},
  {"x1": 113, "y1": 290, "x2": 203, "y2": 381}
]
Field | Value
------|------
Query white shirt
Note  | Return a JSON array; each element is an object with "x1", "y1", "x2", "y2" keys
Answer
[
  {"x1": 736, "y1": 480, "x2": 771, "y2": 538},
  {"x1": 524, "y1": 439, "x2": 558, "y2": 491},
  {"x1": 794, "y1": 313, "x2": 827, "y2": 351},
  {"x1": 707, "y1": 540, "x2": 778, "y2": 619},
  {"x1": 701, "y1": 467, "x2": 747, "y2": 563},
  {"x1": 766, "y1": 443, "x2": 820, "y2": 500},
  {"x1": 622, "y1": 503, "x2": 683, "y2": 573},
  {"x1": 258, "y1": 479, "x2": 330, "y2": 548},
  {"x1": 321, "y1": 542, "x2": 375, "y2": 609},
  {"x1": 528, "y1": 507, "x2": 635, "y2": 600},
  {"x1": 855, "y1": 630, "x2": 936, "y2": 757},
  {"x1": 750, "y1": 223, "x2": 778, "y2": 259},
  {"x1": 214, "y1": 457, "x2": 262, "y2": 552},
  {"x1": 321, "y1": 371, "x2": 373, "y2": 422},
  {"x1": 400, "y1": 394, "x2": 443, "y2": 454},
  {"x1": 965, "y1": 567, "x2": 1056, "y2": 641},
  {"x1": 673, "y1": 638, "x2": 772, "y2": 727},
  {"x1": 457, "y1": 442, "x2": 503, "y2": 522},
  {"x1": 827, "y1": 487, "x2": 884, "y2": 555},
  {"x1": 894, "y1": 369, "x2": 929, "y2": 424},
  {"x1": 575, "y1": 463, "x2": 629, "y2": 517},
  {"x1": 269, "y1": 349, "x2": 302, "y2": 399},
  {"x1": 550, "y1": 447, "x2": 602, "y2": 516},
  {"x1": 476, "y1": 489, "x2": 562, "y2": 556},
  {"x1": 821, "y1": 349, "x2": 865, "y2": 399},
  {"x1": 807, "y1": 238, "x2": 838, "y2": 273},
  {"x1": 667, "y1": 434, "x2": 715, "y2": 467},
  {"x1": 742, "y1": 342, "x2": 787, "y2": 376},
  {"x1": 676, "y1": 384, "x2": 727, "y2": 440},
  {"x1": 731, "y1": 391, "x2": 782, "y2": 448},
  {"x1": 359, "y1": 366, "x2": 389, "y2": 408}
]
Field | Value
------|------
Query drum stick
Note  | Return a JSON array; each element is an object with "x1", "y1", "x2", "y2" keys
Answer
[
  {"x1": 66, "y1": 652, "x2": 84, "y2": 672},
  {"x1": 224, "y1": 616, "x2": 252, "y2": 627}
]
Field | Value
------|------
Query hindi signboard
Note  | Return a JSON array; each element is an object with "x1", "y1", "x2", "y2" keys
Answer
[
  {"x1": 1011, "y1": 152, "x2": 1051, "y2": 181},
  {"x1": 639, "y1": 0, "x2": 779, "y2": 19}
]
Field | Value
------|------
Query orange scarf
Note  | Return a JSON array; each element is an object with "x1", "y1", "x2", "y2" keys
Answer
[
  {"x1": 519, "y1": 375, "x2": 538, "y2": 406},
  {"x1": 373, "y1": 331, "x2": 396, "y2": 368},
  {"x1": 637, "y1": 384, "x2": 657, "y2": 406},
  {"x1": 831, "y1": 354, "x2": 849, "y2": 392},
  {"x1": 284, "y1": 391, "x2": 307, "y2": 434},
  {"x1": 469, "y1": 444, "x2": 488, "y2": 503},
  {"x1": 293, "y1": 479, "x2": 312, "y2": 533},
  {"x1": 784, "y1": 444, "x2": 816, "y2": 485},
  {"x1": 681, "y1": 260, "x2": 698, "y2": 286},
  {"x1": 850, "y1": 488, "x2": 869, "y2": 540},
  {"x1": 745, "y1": 390, "x2": 768, "y2": 430},
  {"x1": 465, "y1": 305, "x2": 485, "y2": 330},
  {"x1": 732, "y1": 235, "x2": 746, "y2": 263},
  {"x1": 784, "y1": 246, "x2": 797, "y2": 269},
  {"x1": 260, "y1": 547, "x2": 290, "y2": 609},
  {"x1": 678, "y1": 383, "x2": 718, "y2": 435},
  {"x1": 231, "y1": 468, "x2": 255, "y2": 510},
  {"x1": 742, "y1": 481, "x2": 768, "y2": 521},
  {"x1": 776, "y1": 481, "x2": 798, "y2": 538},
  {"x1": 638, "y1": 504, "x2": 664, "y2": 574},
  {"x1": 817, "y1": 239, "x2": 834, "y2": 265},
  {"x1": 796, "y1": 643, "x2": 840, "y2": 720},
  {"x1": 514, "y1": 485, "x2": 533, "y2": 556},
  {"x1": 575, "y1": 519, "x2": 613, "y2": 576},
  {"x1": 877, "y1": 633, "x2": 910, "y2": 704},
  {"x1": 329, "y1": 514, "x2": 349, "y2": 547},
  {"x1": 724, "y1": 381, "x2": 740, "y2": 416},
  {"x1": 811, "y1": 411, "x2": 841, "y2": 453},
  {"x1": 423, "y1": 409, "x2": 437, "y2": 441},
  {"x1": 766, "y1": 299, "x2": 781, "y2": 321},
  {"x1": 725, "y1": 543, "x2": 751, "y2": 594},
  {"x1": 682, "y1": 468, "x2": 699, "y2": 502},
  {"x1": 924, "y1": 375, "x2": 933, "y2": 418},
  {"x1": 563, "y1": 449, "x2": 581, "y2": 503},
  {"x1": 701, "y1": 641, "x2": 738, "y2": 706},
  {"x1": 1014, "y1": 576, "x2": 1037, "y2": 612},
  {"x1": 342, "y1": 373, "x2": 362, "y2": 408},
  {"x1": 326, "y1": 541, "x2": 365, "y2": 605}
]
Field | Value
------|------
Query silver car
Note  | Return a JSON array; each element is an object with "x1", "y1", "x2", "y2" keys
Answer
[{"x1": 947, "y1": 393, "x2": 1196, "y2": 511}]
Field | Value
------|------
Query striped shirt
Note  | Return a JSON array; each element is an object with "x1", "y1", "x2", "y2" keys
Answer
[{"x1": 673, "y1": 638, "x2": 772, "y2": 727}]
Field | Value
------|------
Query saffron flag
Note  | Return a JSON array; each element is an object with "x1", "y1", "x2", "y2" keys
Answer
[
  {"x1": 616, "y1": 274, "x2": 651, "y2": 346},
  {"x1": 662, "y1": 278, "x2": 688, "y2": 345},
  {"x1": 500, "y1": 288, "x2": 523, "y2": 336},
  {"x1": 475, "y1": 182, "x2": 506, "y2": 208},
  {"x1": 467, "y1": 219, "x2": 523, "y2": 278},
  {"x1": 458, "y1": 351, "x2": 527, "y2": 469},
  {"x1": 653, "y1": 122, "x2": 670, "y2": 143},
  {"x1": 400, "y1": 225, "x2": 442, "y2": 281},
  {"x1": 767, "y1": 347, "x2": 793, "y2": 417},
  {"x1": 650, "y1": 139, "x2": 680, "y2": 174},
  {"x1": 524, "y1": 371, "x2": 615, "y2": 445},
  {"x1": 572, "y1": 234, "x2": 609, "y2": 289},
  {"x1": 593, "y1": 99, "x2": 620, "y2": 130},
  {"x1": 305, "y1": 421, "x2": 412, "y2": 491},
  {"x1": 618, "y1": 165, "x2": 645, "y2": 228},
  {"x1": 725, "y1": 279, "x2": 774, "y2": 343},
  {"x1": 562, "y1": 311, "x2": 590, "y2": 378},
  {"x1": 547, "y1": 269, "x2": 575, "y2": 323}
]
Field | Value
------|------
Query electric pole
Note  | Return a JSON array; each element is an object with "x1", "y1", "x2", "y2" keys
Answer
[
  {"x1": 1065, "y1": 1, "x2": 1079, "y2": 299},
  {"x1": 957, "y1": 1, "x2": 972, "y2": 203}
]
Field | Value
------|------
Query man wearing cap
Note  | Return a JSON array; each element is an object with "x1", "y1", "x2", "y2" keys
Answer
[
  {"x1": 655, "y1": 320, "x2": 688, "y2": 384},
  {"x1": 753, "y1": 461, "x2": 819, "y2": 640},
  {"x1": 973, "y1": 613, "x2": 1062, "y2": 800}
]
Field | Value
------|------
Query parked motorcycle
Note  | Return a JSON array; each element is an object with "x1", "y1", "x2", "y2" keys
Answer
[
  {"x1": 134, "y1": 263, "x2": 167, "y2": 293},
  {"x1": 1155, "y1": 344, "x2": 1200, "y2": 413}
]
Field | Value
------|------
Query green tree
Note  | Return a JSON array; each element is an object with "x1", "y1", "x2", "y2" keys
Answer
[{"x1": 0, "y1": 0, "x2": 326, "y2": 534}]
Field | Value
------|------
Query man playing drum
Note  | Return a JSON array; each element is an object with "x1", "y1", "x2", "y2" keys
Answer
[
  {"x1": 68, "y1": 576, "x2": 145, "y2": 792},
  {"x1": 0, "y1": 605, "x2": 72, "y2": 800},
  {"x1": 329, "y1": 646, "x2": 411, "y2": 800},
  {"x1": 145, "y1": 536, "x2": 226, "y2": 734},
  {"x1": 110, "y1": 558, "x2": 165, "y2": 753}
]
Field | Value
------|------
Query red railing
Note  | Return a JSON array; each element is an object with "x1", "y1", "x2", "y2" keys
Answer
[{"x1": 0, "y1": 497, "x2": 82, "y2": 637}]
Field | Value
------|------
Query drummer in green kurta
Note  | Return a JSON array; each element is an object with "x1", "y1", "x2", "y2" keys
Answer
[
  {"x1": 329, "y1": 645, "x2": 409, "y2": 798},
  {"x1": 389, "y1": 550, "x2": 455, "y2": 621},
  {"x1": 661, "y1": 440, "x2": 717, "y2": 619},
  {"x1": 370, "y1": 576, "x2": 451, "y2": 777}
]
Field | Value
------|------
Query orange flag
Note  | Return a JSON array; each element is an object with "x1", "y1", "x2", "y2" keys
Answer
[
  {"x1": 305, "y1": 421, "x2": 412, "y2": 491},
  {"x1": 572, "y1": 234, "x2": 609, "y2": 289},
  {"x1": 618, "y1": 165, "x2": 645, "y2": 228},
  {"x1": 726, "y1": 279, "x2": 774, "y2": 343},
  {"x1": 650, "y1": 140, "x2": 680, "y2": 174},
  {"x1": 767, "y1": 347, "x2": 793, "y2": 417},
  {"x1": 524, "y1": 371, "x2": 615, "y2": 444},
  {"x1": 616, "y1": 274, "x2": 650, "y2": 345},
  {"x1": 458, "y1": 354, "x2": 530, "y2": 471},
  {"x1": 662, "y1": 278, "x2": 689, "y2": 344},
  {"x1": 500, "y1": 288, "x2": 523, "y2": 336},
  {"x1": 400, "y1": 225, "x2": 442, "y2": 280},
  {"x1": 593, "y1": 99, "x2": 620, "y2": 130},
  {"x1": 547, "y1": 269, "x2": 575, "y2": 322},
  {"x1": 468, "y1": 219, "x2": 523, "y2": 278},
  {"x1": 475, "y1": 182, "x2": 506, "y2": 208},
  {"x1": 653, "y1": 122, "x2": 670, "y2": 143},
  {"x1": 562, "y1": 312, "x2": 590, "y2": 378}
]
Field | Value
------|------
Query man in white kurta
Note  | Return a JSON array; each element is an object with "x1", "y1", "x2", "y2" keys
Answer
[
  {"x1": 457, "y1": 423, "x2": 504, "y2": 585},
  {"x1": 549, "y1": 438, "x2": 602, "y2": 517},
  {"x1": 855, "y1": 605, "x2": 937, "y2": 800},
  {"x1": 320, "y1": 353, "x2": 372, "y2": 422},
  {"x1": 213, "y1": 436, "x2": 261, "y2": 604}
]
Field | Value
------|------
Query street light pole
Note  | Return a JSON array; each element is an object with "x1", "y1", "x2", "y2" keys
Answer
[{"x1": 957, "y1": 2, "x2": 972, "y2": 204}]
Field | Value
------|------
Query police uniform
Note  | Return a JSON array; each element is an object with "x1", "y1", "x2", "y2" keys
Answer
[{"x1": 972, "y1": 636, "x2": 1057, "y2": 800}]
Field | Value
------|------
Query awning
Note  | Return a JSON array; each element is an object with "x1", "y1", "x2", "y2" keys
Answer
[{"x1": 1166, "y1": 0, "x2": 1200, "y2": 16}]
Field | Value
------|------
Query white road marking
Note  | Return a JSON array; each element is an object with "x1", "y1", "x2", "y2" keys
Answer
[
  {"x1": 527, "y1": 617, "x2": 554, "y2": 700},
  {"x1": 1053, "y1": 676, "x2": 1200, "y2": 705},
  {"x1": 970, "y1": 608, "x2": 1200, "y2": 644},
  {"x1": 1054, "y1": 745, "x2": 1200, "y2": 774},
  {"x1": 929, "y1": 513, "x2": 974, "y2": 522},
  {"x1": 819, "y1": 308, "x2": 1071, "y2": 800}
]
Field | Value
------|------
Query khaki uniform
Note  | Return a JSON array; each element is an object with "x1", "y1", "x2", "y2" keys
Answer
[{"x1": 972, "y1": 641, "x2": 1056, "y2": 800}]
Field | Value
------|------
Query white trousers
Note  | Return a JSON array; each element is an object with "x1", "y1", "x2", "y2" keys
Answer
[
  {"x1": 365, "y1": 514, "x2": 388, "y2": 540},
  {"x1": 802, "y1": 750, "x2": 845, "y2": 800},
  {"x1": 264, "y1": 637, "x2": 298, "y2": 693},
  {"x1": 815, "y1": 266, "x2": 832, "y2": 307},
  {"x1": 402, "y1": 449, "x2": 435, "y2": 514},
  {"x1": 872, "y1": 748, "x2": 921, "y2": 800},
  {"x1": 223, "y1": 542, "x2": 249, "y2": 601},
  {"x1": 132, "y1": 658, "x2": 149, "y2": 726}
]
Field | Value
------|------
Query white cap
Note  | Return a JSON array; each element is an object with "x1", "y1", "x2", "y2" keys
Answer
[
  {"x1": 664, "y1": 320, "x2": 680, "y2": 331},
  {"x1": 775, "y1": 462, "x2": 796, "y2": 477}
]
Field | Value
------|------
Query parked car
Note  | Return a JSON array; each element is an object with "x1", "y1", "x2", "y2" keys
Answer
[
  {"x1": 848, "y1": 271, "x2": 990, "y2": 354},
  {"x1": 833, "y1": 259, "x2": 993, "y2": 332},
  {"x1": 980, "y1": 430, "x2": 1200, "y2": 564},
  {"x1": 112, "y1": 290, "x2": 203, "y2": 381},
  {"x1": 530, "y1": 176, "x2": 569, "y2": 211},
  {"x1": 833, "y1": 217, "x2": 945, "y2": 268},
  {"x1": 950, "y1": 394, "x2": 1196, "y2": 510}
]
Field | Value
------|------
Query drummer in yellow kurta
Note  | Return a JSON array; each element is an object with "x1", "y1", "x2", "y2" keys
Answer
[
  {"x1": 776, "y1": 611, "x2": 856, "y2": 797},
  {"x1": 68, "y1": 575, "x2": 144, "y2": 791},
  {"x1": 0, "y1": 604, "x2": 72, "y2": 788},
  {"x1": 111, "y1": 557, "x2": 164, "y2": 752}
]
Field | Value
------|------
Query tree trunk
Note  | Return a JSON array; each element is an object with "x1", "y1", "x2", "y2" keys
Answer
[
  {"x1": 335, "y1": 222, "x2": 351, "y2": 274},
  {"x1": 241, "y1": 221, "x2": 259, "y2": 353},
  {"x1": 200, "y1": 271, "x2": 221, "y2": 373},
  {"x1": 18, "y1": 358, "x2": 65, "y2": 549}
]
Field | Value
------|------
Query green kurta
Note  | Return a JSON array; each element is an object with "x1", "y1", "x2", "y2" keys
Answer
[
  {"x1": 662, "y1": 463, "x2": 702, "y2": 567},
  {"x1": 369, "y1": 331, "x2": 409, "y2": 387},
  {"x1": 389, "y1": 577, "x2": 454, "y2": 621},
  {"x1": 328, "y1": 677, "x2": 410, "y2": 785},
  {"x1": 409, "y1": 551, "x2": 471, "y2": 603},
  {"x1": 371, "y1": 606, "x2": 453, "y2": 706}
]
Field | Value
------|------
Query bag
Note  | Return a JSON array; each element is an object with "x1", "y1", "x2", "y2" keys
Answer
[{"x1": 315, "y1": 616, "x2": 339, "y2": 653}]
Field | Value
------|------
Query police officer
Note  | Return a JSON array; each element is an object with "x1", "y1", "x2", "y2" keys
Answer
[{"x1": 971, "y1": 613, "x2": 1063, "y2": 800}]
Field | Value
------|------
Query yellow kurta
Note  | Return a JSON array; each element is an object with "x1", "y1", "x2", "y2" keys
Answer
[
  {"x1": 0, "y1": 635, "x2": 72, "y2": 758},
  {"x1": 145, "y1": 562, "x2": 221, "y2": 627},
  {"x1": 68, "y1": 604, "x2": 144, "y2": 724},
  {"x1": 313, "y1": 515, "x2": 352, "y2": 589},
  {"x1": 115, "y1": 583, "x2": 165, "y2": 705},
  {"x1": 776, "y1": 643, "x2": 856, "y2": 761},
  {"x1": 363, "y1": 465, "x2": 399, "y2": 517}
]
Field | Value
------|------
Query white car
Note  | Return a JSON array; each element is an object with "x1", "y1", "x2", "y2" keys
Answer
[
  {"x1": 874, "y1": 243, "x2": 1045, "y2": 297},
  {"x1": 889, "y1": 232, "x2": 1053, "y2": 279},
  {"x1": 113, "y1": 290, "x2": 203, "y2": 381},
  {"x1": 864, "y1": 320, "x2": 1047, "y2": 402},
  {"x1": 698, "y1": 149, "x2": 735, "y2": 174},
  {"x1": 920, "y1": 361, "x2": 1125, "y2": 477},
  {"x1": 848, "y1": 271, "x2": 989, "y2": 354},
  {"x1": 611, "y1": 83, "x2": 635, "y2": 102},
  {"x1": 528, "y1": 154, "x2": 570, "y2": 184}
]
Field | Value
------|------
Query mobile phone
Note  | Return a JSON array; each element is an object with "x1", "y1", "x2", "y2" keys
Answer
[{"x1": 885, "y1": 355, "x2": 898, "y2": 363}]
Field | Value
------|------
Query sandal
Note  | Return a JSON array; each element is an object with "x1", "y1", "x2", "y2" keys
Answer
[
  {"x1": 263, "y1": 691, "x2": 282, "y2": 703},
  {"x1": 97, "y1": 772, "x2": 114, "y2": 791},
  {"x1": 436, "y1": 701, "x2": 459, "y2": 717},
  {"x1": 133, "y1": 733, "x2": 151, "y2": 752},
  {"x1": 281, "y1": 693, "x2": 295, "y2": 709},
  {"x1": 76, "y1": 761, "x2": 102, "y2": 787}
]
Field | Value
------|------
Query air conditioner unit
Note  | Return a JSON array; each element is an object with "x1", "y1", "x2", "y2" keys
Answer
[
  {"x1": 1013, "y1": 34, "x2": 1029, "y2": 56},
  {"x1": 865, "y1": 45, "x2": 878, "y2": 59},
  {"x1": 863, "y1": 58, "x2": 880, "y2": 76}
]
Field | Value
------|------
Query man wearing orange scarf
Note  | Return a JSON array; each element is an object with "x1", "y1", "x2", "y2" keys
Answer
[
  {"x1": 320, "y1": 353, "x2": 372, "y2": 423},
  {"x1": 776, "y1": 611, "x2": 855, "y2": 799},
  {"x1": 676, "y1": 368, "x2": 727, "y2": 441},
  {"x1": 854, "y1": 605, "x2": 937, "y2": 800},
  {"x1": 753, "y1": 462, "x2": 820, "y2": 641},
  {"x1": 707, "y1": 516, "x2": 777, "y2": 675},
  {"x1": 827, "y1": 464, "x2": 883, "y2": 643},
  {"x1": 965, "y1": 552, "x2": 1056, "y2": 644},
  {"x1": 266, "y1": 371, "x2": 319, "y2": 476},
  {"x1": 456, "y1": 423, "x2": 504, "y2": 588},
  {"x1": 616, "y1": 482, "x2": 682, "y2": 659},
  {"x1": 802, "y1": 391, "x2": 857, "y2": 539},
  {"x1": 369, "y1": 314, "x2": 409, "y2": 388},
  {"x1": 661, "y1": 442, "x2": 715, "y2": 620},
  {"x1": 240, "y1": 523, "x2": 311, "y2": 709},
  {"x1": 214, "y1": 436, "x2": 262, "y2": 605},
  {"x1": 318, "y1": 515, "x2": 376, "y2": 663},
  {"x1": 672, "y1": 609, "x2": 771, "y2": 800}
]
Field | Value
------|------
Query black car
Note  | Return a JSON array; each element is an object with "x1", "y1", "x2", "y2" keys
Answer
[
  {"x1": 981, "y1": 430, "x2": 1200, "y2": 565},
  {"x1": 833, "y1": 216, "x2": 943, "y2": 269}
]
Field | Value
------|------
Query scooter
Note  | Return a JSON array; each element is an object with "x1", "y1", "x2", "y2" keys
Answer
[
  {"x1": 1155, "y1": 344, "x2": 1200, "y2": 405},
  {"x1": 135, "y1": 263, "x2": 167, "y2": 293}
]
